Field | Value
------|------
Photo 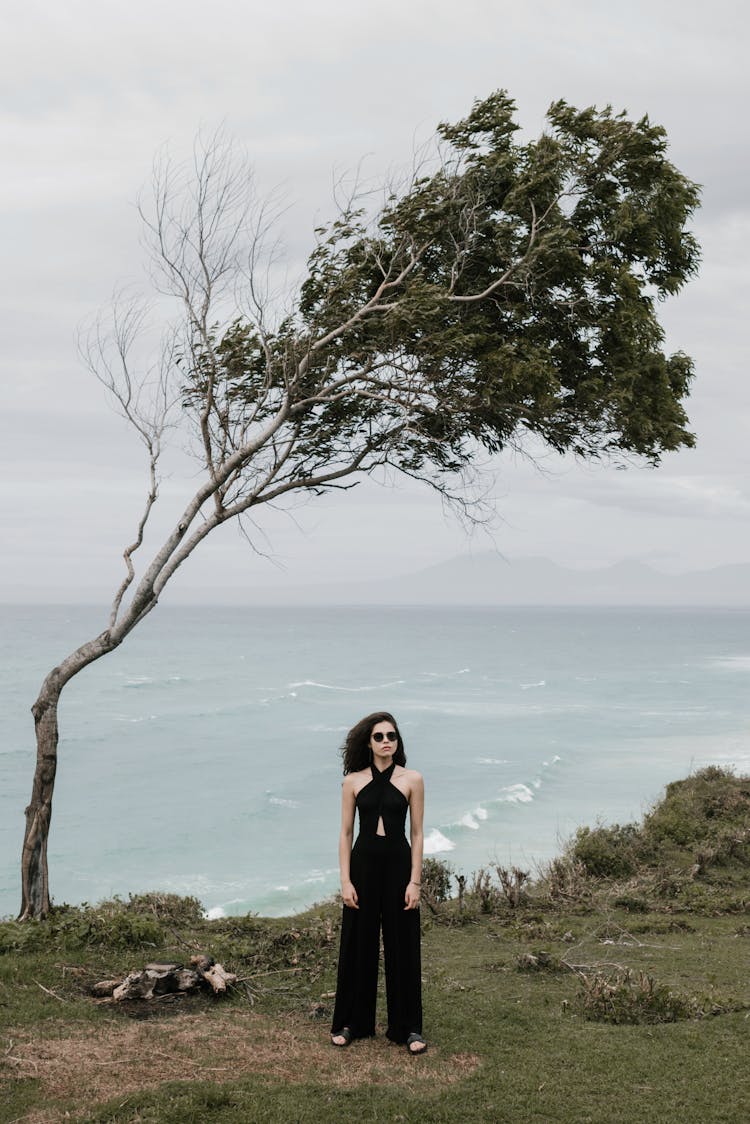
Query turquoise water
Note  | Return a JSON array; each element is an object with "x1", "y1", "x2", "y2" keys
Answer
[{"x1": 2, "y1": 605, "x2": 750, "y2": 919}]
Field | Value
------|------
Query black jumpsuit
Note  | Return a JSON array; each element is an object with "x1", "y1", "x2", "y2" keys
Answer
[{"x1": 331, "y1": 761, "x2": 423, "y2": 1043}]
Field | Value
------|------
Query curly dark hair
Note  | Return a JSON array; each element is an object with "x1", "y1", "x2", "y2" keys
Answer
[{"x1": 341, "y1": 711, "x2": 406, "y2": 775}]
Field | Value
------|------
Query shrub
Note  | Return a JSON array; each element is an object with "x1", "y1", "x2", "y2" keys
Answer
[
  {"x1": 127, "y1": 892, "x2": 205, "y2": 925},
  {"x1": 536, "y1": 856, "x2": 591, "y2": 905},
  {"x1": 569, "y1": 823, "x2": 642, "y2": 878},
  {"x1": 0, "y1": 901, "x2": 166, "y2": 953},
  {"x1": 644, "y1": 769, "x2": 750, "y2": 847},
  {"x1": 470, "y1": 868, "x2": 499, "y2": 913},
  {"x1": 576, "y1": 969, "x2": 698, "y2": 1024},
  {"x1": 55, "y1": 904, "x2": 166, "y2": 948},
  {"x1": 495, "y1": 865, "x2": 529, "y2": 909},
  {"x1": 421, "y1": 857, "x2": 453, "y2": 904}
]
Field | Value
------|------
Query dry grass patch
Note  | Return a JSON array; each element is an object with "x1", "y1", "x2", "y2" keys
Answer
[{"x1": 3, "y1": 1010, "x2": 478, "y2": 1120}]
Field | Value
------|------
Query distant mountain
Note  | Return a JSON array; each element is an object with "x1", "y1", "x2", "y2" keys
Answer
[{"x1": 204, "y1": 554, "x2": 750, "y2": 607}]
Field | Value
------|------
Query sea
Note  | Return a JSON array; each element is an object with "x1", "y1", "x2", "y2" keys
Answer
[{"x1": 2, "y1": 604, "x2": 750, "y2": 921}]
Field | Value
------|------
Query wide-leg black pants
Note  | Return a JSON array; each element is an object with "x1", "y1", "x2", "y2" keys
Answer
[{"x1": 332, "y1": 835, "x2": 422, "y2": 1042}]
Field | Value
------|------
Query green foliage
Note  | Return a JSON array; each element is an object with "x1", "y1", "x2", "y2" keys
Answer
[
  {"x1": 192, "y1": 91, "x2": 701, "y2": 517},
  {"x1": 576, "y1": 969, "x2": 699, "y2": 1024},
  {"x1": 569, "y1": 822, "x2": 644, "y2": 878},
  {"x1": 558, "y1": 769, "x2": 750, "y2": 910},
  {"x1": 126, "y1": 891, "x2": 205, "y2": 926},
  {"x1": 644, "y1": 768, "x2": 750, "y2": 846},
  {"x1": 421, "y1": 857, "x2": 453, "y2": 903},
  {"x1": 0, "y1": 898, "x2": 167, "y2": 954},
  {"x1": 535, "y1": 855, "x2": 592, "y2": 906}
]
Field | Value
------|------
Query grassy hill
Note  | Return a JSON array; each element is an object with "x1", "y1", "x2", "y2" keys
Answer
[{"x1": 2, "y1": 768, "x2": 749, "y2": 1123}]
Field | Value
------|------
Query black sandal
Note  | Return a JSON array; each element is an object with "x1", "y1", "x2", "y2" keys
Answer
[
  {"x1": 406, "y1": 1032, "x2": 427, "y2": 1055},
  {"x1": 331, "y1": 1027, "x2": 353, "y2": 1047}
]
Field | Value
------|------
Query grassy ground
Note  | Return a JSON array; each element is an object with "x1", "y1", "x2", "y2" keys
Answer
[{"x1": 2, "y1": 768, "x2": 750, "y2": 1123}]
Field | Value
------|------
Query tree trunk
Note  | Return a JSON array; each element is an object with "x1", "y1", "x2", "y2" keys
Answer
[
  {"x1": 18, "y1": 628, "x2": 128, "y2": 920},
  {"x1": 18, "y1": 678, "x2": 62, "y2": 920}
]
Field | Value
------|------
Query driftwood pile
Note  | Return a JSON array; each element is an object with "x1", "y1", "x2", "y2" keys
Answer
[{"x1": 92, "y1": 954, "x2": 237, "y2": 1002}]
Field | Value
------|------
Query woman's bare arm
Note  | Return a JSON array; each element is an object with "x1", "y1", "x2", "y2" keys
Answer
[
  {"x1": 339, "y1": 776, "x2": 359, "y2": 909},
  {"x1": 405, "y1": 772, "x2": 424, "y2": 909}
]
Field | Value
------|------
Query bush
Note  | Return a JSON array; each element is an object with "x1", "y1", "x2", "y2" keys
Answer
[
  {"x1": 469, "y1": 869, "x2": 499, "y2": 913},
  {"x1": 569, "y1": 823, "x2": 642, "y2": 878},
  {"x1": 644, "y1": 769, "x2": 750, "y2": 847},
  {"x1": 127, "y1": 892, "x2": 205, "y2": 925},
  {"x1": 0, "y1": 900, "x2": 165, "y2": 953},
  {"x1": 536, "y1": 856, "x2": 591, "y2": 905},
  {"x1": 576, "y1": 969, "x2": 698, "y2": 1024},
  {"x1": 421, "y1": 857, "x2": 453, "y2": 904}
]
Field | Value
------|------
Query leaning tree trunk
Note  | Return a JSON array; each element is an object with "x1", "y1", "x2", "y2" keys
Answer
[
  {"x1": 18, "y1": 679, "x2": 63, "y2": 920},
  {"x1": 18, "y1": 630, "x2": 124, "y2": 920}
]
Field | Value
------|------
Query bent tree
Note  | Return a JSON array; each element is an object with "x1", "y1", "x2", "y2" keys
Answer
[{"x1": 20, "y1": 91, "x2": 700, "y2": 918}]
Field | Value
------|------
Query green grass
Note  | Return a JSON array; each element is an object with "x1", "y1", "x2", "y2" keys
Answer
[{"x1": 3, "y1": 769, "x2": 750, "y2": 1123}]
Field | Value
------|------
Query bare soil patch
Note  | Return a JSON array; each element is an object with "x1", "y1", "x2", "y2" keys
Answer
[{"x1": 3, "y1": 1011, "x2": 478, "y2": 1121}]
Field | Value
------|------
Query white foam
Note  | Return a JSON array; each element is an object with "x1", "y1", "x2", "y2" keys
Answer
[
  {"x1": 424, "y1": 828, "x2": 455, "y2": 854},
  {"x1": 474, "y1": 806, "x2": 488, "y2": 821},
  {"x1": 204, "y1": 906, "x2": 226, "y2": 920},
  {"x1": 287, "y1": 679, "x2": 405, "y2": 692},
  {"x1": 459, "y1": 813, "x2": 480, "y2": 830},
  {"x1": 268, "y1": 797, "x2": 301, "y2": 809},
  {"x1": 475, "y1": 757, "x2": 509, "y2": 765},
  {"x1": 421, "y1": 668, "x2": 470, "y2": 678},
  {"x1": 521, "y1": 679, "x2": 546, "y2": 690},
  {"x1": 497, "y1": 783, "x2": 535, "y2": 804},
  {"x1": 275, "y1": 885, "x2": 290, "y2": 892}
]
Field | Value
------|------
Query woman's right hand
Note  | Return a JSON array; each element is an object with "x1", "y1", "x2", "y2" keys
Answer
[{"x1": 341, "y1": 880, "x2": 359, "y2": 909}]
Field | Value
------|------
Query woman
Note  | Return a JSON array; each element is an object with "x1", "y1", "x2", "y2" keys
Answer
[{"x1": 330, "y1": 711, "x2": 426, "y2": 1054}]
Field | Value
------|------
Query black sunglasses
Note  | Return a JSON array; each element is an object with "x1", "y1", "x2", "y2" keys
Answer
[{"x1": 372, "y1": 731, "x2": 398, "y2": 742}]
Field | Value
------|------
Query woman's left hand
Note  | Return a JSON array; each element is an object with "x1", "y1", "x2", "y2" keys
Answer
[{"x1": 404, "y1": 881, "x2": 421, "y2": 910}]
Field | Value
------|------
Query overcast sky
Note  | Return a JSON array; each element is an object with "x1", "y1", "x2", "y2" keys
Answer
[{"x1": 2, "y1": 0, "x2": 749, "y2": 602}]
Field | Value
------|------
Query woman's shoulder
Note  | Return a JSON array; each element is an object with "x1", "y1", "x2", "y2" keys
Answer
[
  {"x1": 396, "y1": 766, "x2": 423, "y2": 783},
  {"x1": 343, "y1": 768, "x2": 370, "y2": 787}
]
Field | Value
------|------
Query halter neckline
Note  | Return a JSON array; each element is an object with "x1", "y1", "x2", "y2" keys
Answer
[{"x1": 371, "y1": 760, "x2": 396, "y2": 782}]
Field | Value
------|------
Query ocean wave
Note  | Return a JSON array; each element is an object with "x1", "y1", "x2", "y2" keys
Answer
[
  {"x1": 496, "y1": 783, "x2": 535, "y2": 804},
  {"x1": 453, "y1": 805, "x2": 489, "y2": 830},
  {"x1": 268, "y1": 796, "x2": 301, "y2": 809},
  {"x1": 122, "y1": 674, "x2": 187, "y2": 690},
  {"x1": 204, "y1": 905, "x2": 226, "y2": 920},
  {"x1": 520, "y1": 680, "x2": 546, "y2": 690},
  {"x1": 420, "y1": 668, "x2": 471, "y2": 679},
  {"x1": 475, "y1": 757, "x2": 509, "y2": 765},
  {"x1": 288, "y1": 679, "x2": 405, "y2": 693},
  {"x1": 424, "y1": 828, "x2": 455, "y2": 854}
]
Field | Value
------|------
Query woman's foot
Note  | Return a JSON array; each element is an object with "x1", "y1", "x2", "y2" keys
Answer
[
  {"x1": 331, "y1": 1027, "x2": 353, "y2": 1047},
  {"x1": 406, "y1": 1032, "x2": 427, "y2": 1055}
]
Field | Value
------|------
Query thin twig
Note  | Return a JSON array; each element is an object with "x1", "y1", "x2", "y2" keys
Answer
[{"x1": 32, "y1": 979, "x2": 67, "y2": 1003}]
